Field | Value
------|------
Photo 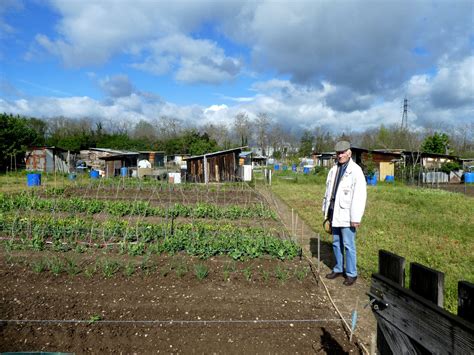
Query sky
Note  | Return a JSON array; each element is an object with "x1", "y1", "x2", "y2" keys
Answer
[{"x1": 0, "y1": 0, "x2": 473, "y2": 135}]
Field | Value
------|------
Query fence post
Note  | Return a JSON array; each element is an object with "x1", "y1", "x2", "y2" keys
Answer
[
  {"x1": 458, "y1": 281, "x2": 474, "y2": 323},
  {"x1": 410, "y1": 262, "x2": 444, "y2": 307},
  {"x1": 377, "y1": 250, "x2": 406, "y2": 354},
  {"x1": 378, "y1": 250, "x2": 405, "y2": 286}
]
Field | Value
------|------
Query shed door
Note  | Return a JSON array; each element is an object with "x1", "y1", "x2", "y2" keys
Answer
[{"x1": 379, "y1": 162, "x2": 394, "y2": 180}]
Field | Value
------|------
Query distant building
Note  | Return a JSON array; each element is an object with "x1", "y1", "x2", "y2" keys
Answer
[
  {"x1": 185, "y1": 147, "x2": 247, "y2": 183},
  {"x1": 79, "y1": 148, "x2": 125, "y2": 171},
  {"x1": 25, "y1": 146, "x2": 75, "y2": 173}
]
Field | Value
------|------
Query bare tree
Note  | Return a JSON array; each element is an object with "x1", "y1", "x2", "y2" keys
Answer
[
  {"x1": 254, "y1": 112, "x2": 271, "y2": 156},
  {"x1": 155, "y1": 116, "x2": 183, "y2": 140},
  {"x1": 132, "y1": 120, "x2": 157, "y2": 142},
  {"x1": 233, "y1": 112, "x2": 251, "y2": 146},
  {"x1": 267, "y1": 122, "x2": 285, "y2": 158},
  {"x1": 200, "y1": 122, "x2": 232, "y2": 149},
  {"x1": 313, "y1": 126, "x2": 335, "y2": 153}
]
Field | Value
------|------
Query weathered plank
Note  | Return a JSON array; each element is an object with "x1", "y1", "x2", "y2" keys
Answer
[
  {"x1": 458, "y1": 281, "x2": 474, "y2": 323},
  {"x1": 378, "y1": 250, "x2": 405, "y2": 286},
  {"x1": 370, "y1": 273, "x2": 474, "y2": 354},
  {"x1": 375, "y1": 315, "x2": 419, "y2": 355},
  {"x1": 410, "y1": 262, "x2": 444, "y2": 307}
]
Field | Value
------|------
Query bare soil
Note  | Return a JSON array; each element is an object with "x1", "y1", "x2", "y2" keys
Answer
[
  {"x1": 257, "y1": 186, "x2": 377, "y2": 351},
  {"x1": 0, "y1": 252, "x2": 360, "y2": 354}
]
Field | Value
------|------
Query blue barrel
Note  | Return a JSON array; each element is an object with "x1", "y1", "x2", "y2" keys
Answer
[
  {"x1": 385, "y1": 175, "x2": 394, "y2": 182},
  {"x1": 120, "y1": 167, "x2": 128, "y2": 177},
  {"x1": 465, "y1": 172, "x2": 474, "y2": 183},
  {"x1": 27, "y1": 173, "x2": 41, "y2": 187},
  {"x1": 68, "y1": 173, "x2": 76, "y2": 181},
  {"x1": 292, "y1": 164, "x2": 297, "y2": 172},
  {"x1": 283, "y1": 165, "x2": 288, "y2": 171},
  {"x1": 90, "y1": 170, "x2": 100, "y2": 179},
  {"x1": 367, "y1": 175, "x2": 377, "y2": 186},
  {"x1": 303, "y1": 167, "x2": 310, "y2": 174},
  {"x1": 274, "y1": 164, "x2": 280, "y2": 171}
]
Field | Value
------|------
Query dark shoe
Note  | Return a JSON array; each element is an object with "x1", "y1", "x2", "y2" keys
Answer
[
  {"x1": 343, "y1": 276, "x2": 357, "y2": 286},
  {"x1": 325, "y1": 272, "x2": 344, "y2": 280}
]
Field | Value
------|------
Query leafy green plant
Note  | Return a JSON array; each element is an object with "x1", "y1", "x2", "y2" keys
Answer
[
  {"x1": 48, "y1": 257, "x2": 64, "y2": 275},
  {"x1": 65, "y1": 257, "x2": 80, "y2": 275},
  {"x1": 174, "y1": 262, "x2": 189, "y2": 278},
  {"x1": 223, "y1": 261, "x2": 237, "y2": 273},
  {"x1": 294, "y1": 266, "x2": 308, "y2": 281},
  {"x1": 260, "y1": 269, "x2": 270, "y2": 282},
  {"x1": 84, "y1": 263, "x2": 97, "y2": 278},
  {"x1": 101, "y1": 259, "x2": 121, "y2": 277},
  {"x1": 194, "y1": 263, "x2": 209, "y2": 280},
  {"x1": 31, "y1": 259, "x2": 47, "y2": 273},
  {"x1": 88, "y1": 314, "x2": 102, "y2": 324},
  {"x1": 242, "y1": 266, "x2": 253, "y2": 281},
  {"x1": 128, "y1": 242, "x2": 146, "y2": 256},
  {"x1": 124, "y1": 262, "x2": 135, "y2": 277},
  {"x1": 363, "y1": 153, "x2": 377, "y2": 177},
  {"x1": 137, "y1": 255, "x2": 155, "y2": 276},
  {"x1": 274, "y1": 265, "x2": 289, "y2": 283}
]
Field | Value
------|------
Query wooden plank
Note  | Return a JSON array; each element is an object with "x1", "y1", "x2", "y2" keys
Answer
[
  {"x1": 458, "y1": 281, "x2": 474, "y2": 323},
  {"x1": 378, "y1": 250, "x2": 405, "y2": 286},
  {"x1": 410, "y1": 262, "x2": 444, "y2": 307},
  {"x1": 376, "y1": 324, "x2": 393, "y2": 355},
  {"x1": 376, "y1": 315, "x2": 419, "y2": 355},
  {"x1": 371, "y1": 273, "x2": 474, "y2": 354}
]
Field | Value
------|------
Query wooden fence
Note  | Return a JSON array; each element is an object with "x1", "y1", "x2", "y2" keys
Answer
[{"x1": 369, "y1": 250, "x2": 473, "y2": 354}]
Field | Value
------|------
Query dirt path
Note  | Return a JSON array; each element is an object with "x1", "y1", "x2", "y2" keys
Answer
[{"x1": 257, "y1": 185, "x2": 376, "y2": 352}]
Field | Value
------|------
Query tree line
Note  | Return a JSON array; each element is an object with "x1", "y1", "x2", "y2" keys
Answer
[{"x1": 1, "y1": 112, "x2": 473, "y2": 172}]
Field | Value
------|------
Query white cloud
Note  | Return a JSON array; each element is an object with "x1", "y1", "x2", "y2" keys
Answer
[
  {"x1": 204, "y1": 104, "x2": 228, "y2": 114},
  {"x1": 99, "y1": 75, "x2": 134, "y2": 98},
  {"x1": 132, "y1": 34, "x2": 243, "y2": 84},
  {"x1": 1, "y1": 64, "x2": 472, "y2": 133},
  {"x1": 430, "y1": 56, "x2": 474, "y2": 108},
  {"x1": 29, "y1": 0, "x2": 473, "y2": 94}
]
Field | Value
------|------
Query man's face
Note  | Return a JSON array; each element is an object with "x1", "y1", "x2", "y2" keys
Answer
[{"x1": 336, "y1": 149, "x2": 350, "y2": 164}]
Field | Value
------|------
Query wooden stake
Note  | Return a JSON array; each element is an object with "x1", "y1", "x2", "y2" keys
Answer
[{"x1": 317, "y1": 233, "x2": 320, "y2": 274}]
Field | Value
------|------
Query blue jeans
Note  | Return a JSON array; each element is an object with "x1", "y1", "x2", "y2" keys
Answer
[{"x1": 331, "y1": 227, "x2": 357, "y2": 277}]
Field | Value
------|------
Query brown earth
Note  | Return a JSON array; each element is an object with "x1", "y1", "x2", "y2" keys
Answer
[
  {"x1": 0, "y1": 252, "x2": 360, "y2": 354},
  {"x1": 1, "y1": 183, "x2": 373, "y2": 353},
  {"x1": 257, "y1": 186, "x2": 377, "y2": 352}
]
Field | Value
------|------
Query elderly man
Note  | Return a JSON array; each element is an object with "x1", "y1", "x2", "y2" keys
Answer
[{"x1": 322, "y1": 141, "x2": 367, "y2": 286}]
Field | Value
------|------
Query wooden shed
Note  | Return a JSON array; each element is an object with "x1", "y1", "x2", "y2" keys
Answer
[
  {"x1": 185, "y1": 147, "x2": 247, "y2": 183},
  {"x1": 351, "y1": 147, "x2": 402, "y2": 180},
  {"x1": 99, "y1": 153, "x2": 139, "y2": 177},
  {"x1": 25, "y1": 146, "x2": 74, "y2": 173}
]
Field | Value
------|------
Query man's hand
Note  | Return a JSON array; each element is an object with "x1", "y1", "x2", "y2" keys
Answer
[{"x1": 350, "y1": 222, "x2": 360, "y2": 228}]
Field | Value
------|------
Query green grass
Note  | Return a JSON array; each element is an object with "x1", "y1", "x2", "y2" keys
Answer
[{"x1": 269, "y1": 173, "x2": 474, "y2": 314}]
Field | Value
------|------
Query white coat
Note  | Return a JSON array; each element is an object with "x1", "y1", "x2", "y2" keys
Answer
[{"x1": 322, "y1": 159, "x2": 367, "y2": 227}]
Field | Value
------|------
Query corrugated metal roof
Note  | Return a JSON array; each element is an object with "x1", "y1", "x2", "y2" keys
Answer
[{"x1": 185, "y1": 146, "x2": 248, "y2": 160}]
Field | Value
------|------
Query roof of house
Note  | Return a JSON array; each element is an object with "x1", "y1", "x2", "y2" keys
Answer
[
  {"x1": 99, "y1": 153, "x2": 139, "y2": 161},
  {"x1": 185, "y1": 146, "x2": 248, "y2": 161},
  {"x1": 28, "y1": 146, "x2": 69, "y2": 152}
]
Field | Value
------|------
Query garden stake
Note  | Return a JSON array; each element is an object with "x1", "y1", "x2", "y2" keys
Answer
[
  {"x1": 349, "y1": 296, "x2": 359, "y2": 342},
  {"x1": 317, "y1": 233, "x2": 320, "y2": 274}
]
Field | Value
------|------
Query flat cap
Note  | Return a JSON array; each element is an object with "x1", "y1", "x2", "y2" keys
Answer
[{"x1": 335, "y1": 140, "x2": 351, "y2": 152}]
